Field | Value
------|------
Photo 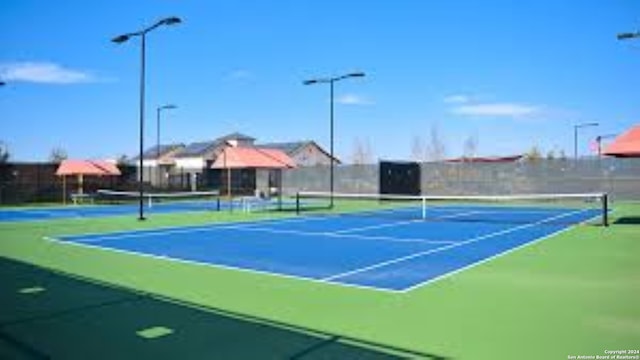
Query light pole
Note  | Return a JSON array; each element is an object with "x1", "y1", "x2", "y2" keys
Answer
[
  {"x1": 617, "y1": 30, "x2": 640, "y2": 41},
  {"x1": 574, "y1": 122, "x2": 599, "y2": 160},
  {"x1": 112, "y1": 17, "x2": 181, "y2": 220},
  {"x1": 156, "y1": 104, "x2": 177, "y2": 188},
  {"x1": 303, "y1": 72, "x2": 365, "y2": 208},
  {"x1": 595, "y1": 134, "x2": 617, "y2": 157}
]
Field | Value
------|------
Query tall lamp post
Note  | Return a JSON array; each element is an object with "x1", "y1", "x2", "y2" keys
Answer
[
  {"x1": 574, "y1": 122, "x2": 599, "y2": 160},
  {"x1": 303, "y1": 72, "x2": 365, "y2": 208},
  {"x1": 595, "y1": 134, "x2": 617, "y2": 157},
  {"x1": 617, "y1": 30, "x2": 640, "y2": 41},
  {"x1": 156, "y1": 104, "x2": 177, "y2": 188},
  {"x1": 112, "y1": 17, "x2": 181, "y2": 220}
]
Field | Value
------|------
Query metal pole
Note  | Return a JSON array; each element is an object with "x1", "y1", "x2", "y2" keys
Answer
[
  {"x1": 329, "y1": 79, "x2": 335, "y2": 209},
  {"x1": 157, "y1": 107, "x2": 161, "y2": 188},
  {"x1": 226, "y1": 149, "x2": 232, "y2": 211},
  {"x1": 138, "y1": 33, "x2": 146, "y2": 221},
  {"x1": 573, "y1": 125, "x2": 578, "y2": 161}
]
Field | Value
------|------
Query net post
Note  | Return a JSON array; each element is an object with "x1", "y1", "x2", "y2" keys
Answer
[
  {"x1": 148, "y1": 196, "x2": 153, "y2": 208},
  {"x1": 421, "y1": 196, "x2": 426, "y2": 220},
  {"x1": 295, "y1": 192, "x2": 300, "y2": 215},
  {"x1": 216, "y1": 192, "x2": 221, "y2": 211},
  {"x1": 603, "y1": 193, "x2": 609, "y2": 227}
]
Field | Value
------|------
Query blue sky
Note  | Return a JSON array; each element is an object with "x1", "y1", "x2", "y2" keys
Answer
[{"x1": 1, "y1": 0, "x2": 639, "y2": 162}]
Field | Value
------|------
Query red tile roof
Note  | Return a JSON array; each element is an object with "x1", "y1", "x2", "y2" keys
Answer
[
  {"x1": 55, "y1": 160, "x2": 121, "y2": 176},
  {"x1": 211, "y1": 147, "x2": 296, "y2": 169},
  {"x1": 603, "y1": 124, "x2": 640, "y2": 157}
]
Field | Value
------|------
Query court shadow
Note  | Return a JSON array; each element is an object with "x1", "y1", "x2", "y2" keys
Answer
[
  {"x1": 614, "y1": 217, "x2": 640, "y2": 225},
  {"x1": 0, "y1": 257, "x2": 448, "y2": 360}
]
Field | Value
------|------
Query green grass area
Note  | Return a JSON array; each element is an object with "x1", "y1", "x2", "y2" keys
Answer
[{"x1": 1, "y1": 204, "x2": 639, "y2": 359}]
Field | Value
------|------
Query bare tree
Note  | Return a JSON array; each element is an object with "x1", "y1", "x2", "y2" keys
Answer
[
  {"x1": 351, "y1": 137, "x2": 374, "y2": 165},
  {"x1": 411, "y1": 136, "x2": 425, "y2": 162},
  {"x1": 426, "y1": 123, "x2": 446, "y2": 161},
  {"x1": 49, "y1": 147, "x2": 68, "y2": 164},
  {"x1": 525, "y1": 145, "x2": 542, "y2": 162},
  {"x1": 462, "y1": 133, "x2": 479, "y2": 159}
]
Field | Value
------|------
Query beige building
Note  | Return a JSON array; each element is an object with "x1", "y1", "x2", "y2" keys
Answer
[{"x1": 134, "y1": 132, "x2": 338, "y2": 189}]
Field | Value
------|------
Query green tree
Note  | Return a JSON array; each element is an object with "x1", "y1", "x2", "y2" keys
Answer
[
  {"x1": 558, "y1": 149, "x2": 568, "y2": 161},
  {"x1": 0, "y1": 141, "x2": 9, "y2": 163},
  {"x1": 116, "y1": 154, "x2": 130, "y2": 165},
  {"x1": 0, "y1": 141, "x2": 13, "y2": 204},
  {"x1": 546, "y1": 149, "x2": 555, "y2": 160}
]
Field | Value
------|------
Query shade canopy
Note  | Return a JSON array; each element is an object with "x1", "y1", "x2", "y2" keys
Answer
[
  {"x1": 211, "y1": 147, "x2": 296, "y2": 169},
  {"x1": 55, "y1": 160, "x2": 122, "y2": 176},
  {"x1": 602, "y1": 124, "x2": 640, "y2": 158}
]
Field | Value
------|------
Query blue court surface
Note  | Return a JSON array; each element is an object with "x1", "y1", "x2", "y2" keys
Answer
[{"x1": 51, "y1": 205, "x2": 602, "y2": 292}]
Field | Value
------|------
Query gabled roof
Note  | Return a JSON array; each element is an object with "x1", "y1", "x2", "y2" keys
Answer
[
  {"x1": 218, "y1": 132, "x2": 255, "y2": 141},
  {"x1": 603, "y1": 124, "x2": 640, "y2": 157},
  {"x1": 256, "y1": 140, "x2": 341, "y2": 163},
  {"x1": 137, "y1": 144, "x2": 185, "y2": 160},
  {"x1": 174, "y1": 141, "x2": 219, "y2": 158},
  {"x1": 174, "y1": 133, "x2": 257, "y2": 158},
  {"x1": 56, "y1": 160, "x2": 121, "y2": 176},
  {"x1": 257, "y1": 141, "x2": 311, "y2": 154}
]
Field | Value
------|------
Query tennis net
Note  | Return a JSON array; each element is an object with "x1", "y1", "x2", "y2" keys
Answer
[
  {"x1": 95, "y1": 189, "x2": 221, "y2": 211},
  {"x1": 295, "y1": 191, "x2": 609, "y2": 226}
]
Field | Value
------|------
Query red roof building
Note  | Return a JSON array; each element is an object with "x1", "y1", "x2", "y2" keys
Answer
[{"x1": 603, "y1": 124, "x2": 640, "y2": 157}]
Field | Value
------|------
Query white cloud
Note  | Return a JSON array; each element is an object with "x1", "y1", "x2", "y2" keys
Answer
[
  {"x1": 335, "y1": 94, "x2": 374, "y2": 105},
  {"x1": 226, "y1": 69, "x2": 252, "y2": 80},
  {"x1": 0, "y1": 62, "x2": 98, "y2": 84},
  {"x1": 451, "y1": 103, "x2": 539, "y2": 117},
  {"x1": 443, "y1": 94, "x2": 471, "y2": 104}
]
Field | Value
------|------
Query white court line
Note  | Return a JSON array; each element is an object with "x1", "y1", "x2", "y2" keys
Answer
[
  {"x1": 322, "y1": 209, "x2": 590, "y2": 282},
  {"x1": 59, "y1": 206, "x2": 464, "y2": 244},
  {"x1": 56, "y1": 213, "x2": 334, "y2": 242},
  {"x1": 44, "y1": 235, "x2": 404, "y2": 294},
  {"x1": 332, "y1": 210, "x2": 483, "y2": 235},
  {"x1": 43, "y1": 208, "x2": 604, "y2": 294},
  {"x1": 236, "y1": 226, "x2": 456, "y2": 245},
  {"x1": 398, "y1": 210, "x2": 604, "y2": 292}
]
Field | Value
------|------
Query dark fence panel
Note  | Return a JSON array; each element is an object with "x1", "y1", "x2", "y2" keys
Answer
[
  {"x1": 4, "y1": 159, "x2": 638, "y2": 205},
  {"x1": 281, "y1": 159, "x2": 640, "y2": 200},
  {"x1": 0, "y1": 163, "x2": 138, "y2": 204}
]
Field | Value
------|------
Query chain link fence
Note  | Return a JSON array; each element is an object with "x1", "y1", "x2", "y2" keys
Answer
[
  {"x1": 2, "y1": 158, "x2": 639, "y2": 204},
  {"x1": 282, "y1": 158, "x2": 640, "y2": 200}
]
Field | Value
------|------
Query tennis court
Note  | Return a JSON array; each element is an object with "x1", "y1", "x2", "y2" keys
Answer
[
  {"x1": 51, "y1": 195, "x2": 604, "y2": 292},
  {"x1": 0, "y1": 190, "x2": 288, "y2": 222}
]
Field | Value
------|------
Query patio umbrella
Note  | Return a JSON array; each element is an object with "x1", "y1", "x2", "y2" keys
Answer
[{"x1": 55, "y1": 160, "x2": 121, "y2": 204}]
